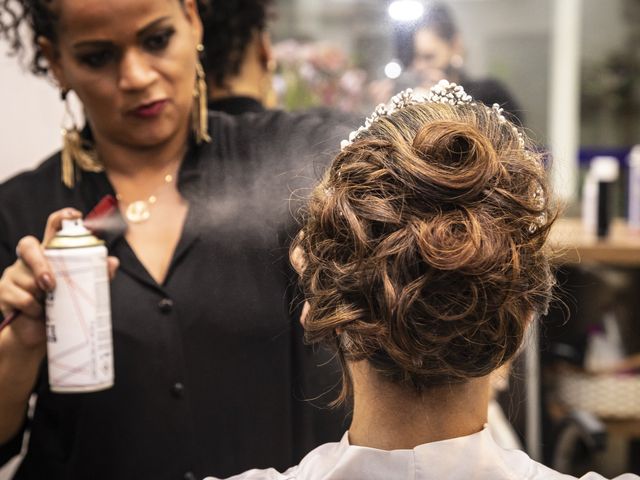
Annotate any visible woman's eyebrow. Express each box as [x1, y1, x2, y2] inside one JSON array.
[[72, 16, 172, 49], [135, 16, 172, 38]]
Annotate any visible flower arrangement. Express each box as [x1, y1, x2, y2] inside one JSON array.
[[273, 39, 368, 113]]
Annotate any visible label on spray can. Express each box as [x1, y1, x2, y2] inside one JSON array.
[[44, 219, 114, 393]]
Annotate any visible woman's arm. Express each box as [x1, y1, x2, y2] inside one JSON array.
[[0, 207, 119, 447], [0, 209, 83, 445], [0, 235, 51, 445], [0, 317, 46, 445]]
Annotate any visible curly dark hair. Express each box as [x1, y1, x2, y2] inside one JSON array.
[[292, 99, 557, 404], [0, 0, 204, 76], [0, 0, 56, 75], [199, 0, 273, 89]]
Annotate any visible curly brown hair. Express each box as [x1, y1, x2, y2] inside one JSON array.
[[292, 100, 556, 404]]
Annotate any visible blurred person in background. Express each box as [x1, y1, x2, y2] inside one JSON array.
[[200, 0, 277, 115], [199, 0, 351, 454], [373, 2, 523, 123]]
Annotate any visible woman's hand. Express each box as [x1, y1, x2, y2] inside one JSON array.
[[0, 208, 119, 351]]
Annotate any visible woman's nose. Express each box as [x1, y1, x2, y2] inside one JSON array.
[[118, 49, 158, 91]]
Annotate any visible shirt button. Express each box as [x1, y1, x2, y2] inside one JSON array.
[[184, 472, 196, 480], [158, 298, 173, 313], [171, 382, 185, 398]]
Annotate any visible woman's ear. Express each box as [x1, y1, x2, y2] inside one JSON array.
[[258, 31, 275, 72], [38, 36, 67, 91]]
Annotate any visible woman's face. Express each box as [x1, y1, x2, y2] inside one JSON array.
[[43, 0, 202, 150], [411, 28, 457, 79]]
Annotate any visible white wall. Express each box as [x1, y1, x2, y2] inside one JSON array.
[[0, 44, 63, 183]]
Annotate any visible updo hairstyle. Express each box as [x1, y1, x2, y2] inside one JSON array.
[[292, 100, 556, 403]]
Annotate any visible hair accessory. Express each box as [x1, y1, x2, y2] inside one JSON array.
[[491, 103, 525, 149], [529, 185, 547, 234], [426, 80, 473, 106], [491, 104, 507, 124], [340, 80, 524, 152], [340, 79, 474, 150]]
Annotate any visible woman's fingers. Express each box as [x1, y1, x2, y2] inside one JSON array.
[[107, 257, 119, 280], [3, 209, 117, 324], [1, 283, 43, 319], [14, 209, 83, 293], [15, 236, 54, 292], [42, 208, 82, 245], [9, 263, 40, 298]]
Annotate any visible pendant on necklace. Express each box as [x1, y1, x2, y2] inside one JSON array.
[[125, 200, 151, 223]]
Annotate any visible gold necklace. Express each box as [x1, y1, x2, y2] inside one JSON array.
[[116, 173, 174, 224]]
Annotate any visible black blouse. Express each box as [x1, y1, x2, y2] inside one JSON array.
[[0, 110, 353, 479], [208, 96, 265, 115]]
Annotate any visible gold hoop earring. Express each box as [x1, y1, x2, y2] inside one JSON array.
[[192, 44, 211, 144], [60, 90, 102, 188]]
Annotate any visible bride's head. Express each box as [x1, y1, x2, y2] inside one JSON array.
[[293, 87, 556, 403]]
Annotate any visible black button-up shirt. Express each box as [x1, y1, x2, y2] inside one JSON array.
[[0, 110, 353, 479]]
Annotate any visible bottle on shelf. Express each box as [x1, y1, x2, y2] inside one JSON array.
[[582, 156, 619, 239]]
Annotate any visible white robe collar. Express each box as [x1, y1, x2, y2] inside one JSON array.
[[216, 427, 637, 480]]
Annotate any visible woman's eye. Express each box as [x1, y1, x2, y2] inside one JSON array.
[[144, 29, 175, 51], [79, 50, 114, 69]]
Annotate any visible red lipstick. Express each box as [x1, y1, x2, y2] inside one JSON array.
[[130, 99, 168, 118]]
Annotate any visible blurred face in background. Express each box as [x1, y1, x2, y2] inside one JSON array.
[[411, 28, 461, 82]]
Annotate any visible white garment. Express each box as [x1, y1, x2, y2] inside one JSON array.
[[487, 399, 523, 451], [205, 428, 639, 480]]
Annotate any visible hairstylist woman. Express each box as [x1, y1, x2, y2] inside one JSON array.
[[0, 0, 349, 478]]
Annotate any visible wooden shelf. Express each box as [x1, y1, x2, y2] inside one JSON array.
[[549, 218, 640, 266]]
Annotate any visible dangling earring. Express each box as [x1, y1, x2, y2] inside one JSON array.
[[192, 44, 211, 144], [60, 89, 102, 188]]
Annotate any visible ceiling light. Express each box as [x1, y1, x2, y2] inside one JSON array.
[[388, 0, 425, 22], [384, 61, 403, 79]]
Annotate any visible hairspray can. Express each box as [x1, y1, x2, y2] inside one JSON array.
[[44, 219, 113, 392], [629, 145, 640, 231]]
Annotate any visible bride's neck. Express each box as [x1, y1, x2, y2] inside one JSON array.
[[347, 361, 490, 450]]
